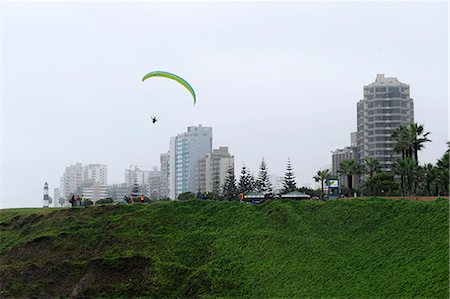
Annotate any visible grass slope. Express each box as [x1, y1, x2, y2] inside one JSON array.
[[0, 198, 448, 298]]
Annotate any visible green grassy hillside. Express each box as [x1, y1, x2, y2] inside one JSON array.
[[0, 198, 448, 298]]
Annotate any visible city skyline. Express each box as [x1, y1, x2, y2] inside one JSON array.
[[2, 1, 448, 208]]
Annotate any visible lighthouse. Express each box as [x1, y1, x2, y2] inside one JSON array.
[[43, 182, 49, 208]]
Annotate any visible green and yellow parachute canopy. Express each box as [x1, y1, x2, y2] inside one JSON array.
[[142, 71, 196, 104]]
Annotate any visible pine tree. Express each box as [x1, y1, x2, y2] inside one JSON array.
[[131, 177, 140, 197], [238, 165, 254, 194], [256, 158, 273, 196], [221, 166, 237, 200], [212, 170, 221, 194], [282, 158, 297, 194]]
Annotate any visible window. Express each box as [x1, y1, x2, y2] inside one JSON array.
[[388, 87, 399, 92], [374, 100, 384, 107]]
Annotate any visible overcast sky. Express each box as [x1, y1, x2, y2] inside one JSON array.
[[1, 1, 448, 208]]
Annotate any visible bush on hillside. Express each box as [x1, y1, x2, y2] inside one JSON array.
[[96, 198, 114, 204], [178, 192, 196, 201], [361, 173, 400, 196]]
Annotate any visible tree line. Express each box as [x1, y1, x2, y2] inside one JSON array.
[[217, 122, 447, 201], [319, 122, 448, 197], [147, 122, 448, 201]]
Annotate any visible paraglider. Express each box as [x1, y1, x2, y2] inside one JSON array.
[[142, 71, 196, 104]]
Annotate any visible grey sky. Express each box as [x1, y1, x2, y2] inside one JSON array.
[[1, 1, 448, 208]]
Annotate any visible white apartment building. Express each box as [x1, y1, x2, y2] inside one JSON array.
[[170, 125, 212, 199], [53, 188, 62, 207], [84, 164, 107, 185], [197, 147, 234, 194], [357, 74, 414, 172], [148, 170, 161, 200], [159, 152, 170, 199], [125, 167, 151, 195], [60, 162, 84, 199], [80, 179, 109, 202], [60, 163, 108, 201]]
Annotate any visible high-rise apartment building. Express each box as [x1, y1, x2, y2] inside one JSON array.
[[84, 164, 107, 185], [196, 147, 234, 194], [60, 162, 84, 198], [169, 125, 212, 199], [357, 74, 414, 172], [159, 152, 170, 199], [60, 163, 109, 201], [125, 167, 149, 194], [148, 170, 161, 200], [80, 179, 109, 202], [81, 164, 108, 202]]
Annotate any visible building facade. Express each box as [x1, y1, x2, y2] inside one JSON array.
[[53, 188, 63, 207], [84, 164, 107, 185], [147, 168, 161, 200], [80, 179, 109, 202], [60, 162, 84, 199], [125, 167, 152, 196], [357, 74, 414, 173], [331, 132, 358, 188], [159, 152, 170, 199], [197, 147, 234, 194], [60, 163, 109, 200], [169, 125, 213, 199], [108, 183, 129, 201], [331, 146, 357, 188]]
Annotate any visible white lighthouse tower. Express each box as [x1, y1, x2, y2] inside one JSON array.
[[43, 182, 49, 208]]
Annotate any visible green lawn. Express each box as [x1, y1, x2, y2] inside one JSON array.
[[0, 198, 448, 298]]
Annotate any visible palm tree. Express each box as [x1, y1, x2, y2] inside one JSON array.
[[421, 163, 438, 196], [393, 159, 406, 195], [436, 150, 449, 195], [408, 123, 431, 163], [339, 160, 362, 190], [313, 169, 330, 198], [393, 158, 419, 195], [365, 158, 381, 179], [392, 125, 410, 159]]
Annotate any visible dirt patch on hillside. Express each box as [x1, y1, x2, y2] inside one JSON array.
[[0, 256, 155, 298]]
